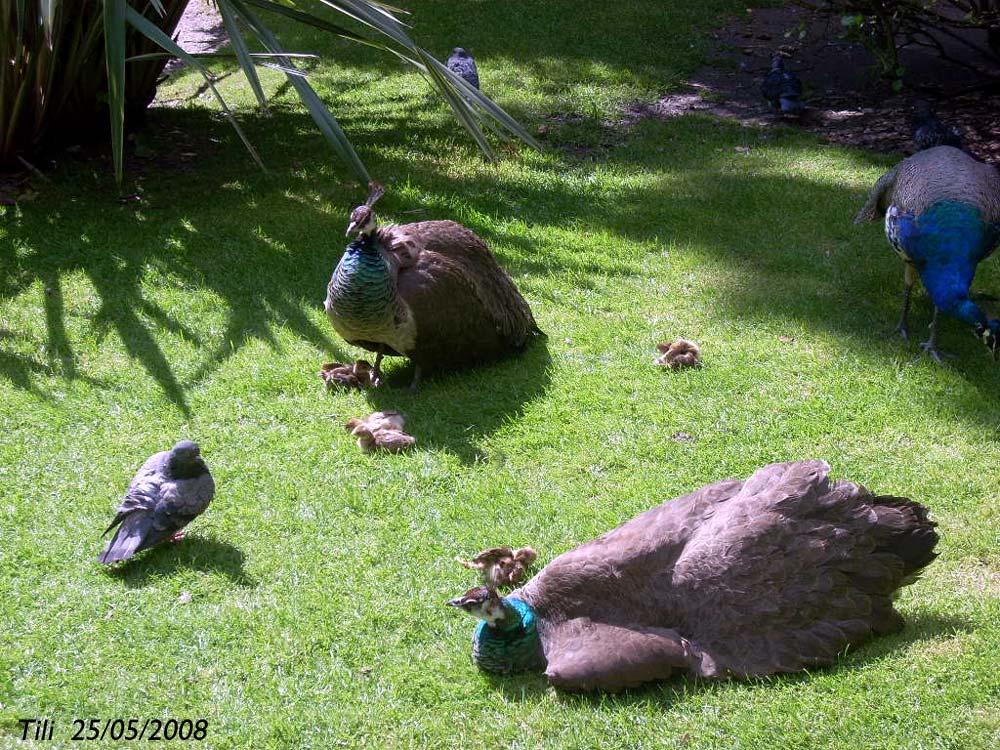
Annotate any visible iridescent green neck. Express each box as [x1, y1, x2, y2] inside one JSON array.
[[328, 234, 396, 324], [471, 598, 545, 675]]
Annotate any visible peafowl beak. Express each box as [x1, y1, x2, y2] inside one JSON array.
[[345, 221, 359, 237]]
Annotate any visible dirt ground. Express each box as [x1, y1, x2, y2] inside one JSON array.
[[643, 4, 1000, 160]]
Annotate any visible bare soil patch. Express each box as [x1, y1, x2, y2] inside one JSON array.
[[644, 4, 1000, 160]]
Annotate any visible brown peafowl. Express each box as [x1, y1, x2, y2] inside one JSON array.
[[324, 183, 541, 388], [448, 460, 938, 692]]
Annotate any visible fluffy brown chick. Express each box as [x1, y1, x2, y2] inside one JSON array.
[[456, 545, 538, 587], [319, 359, 375, 389], [654, 338, 701, 370], [344, 410, 415, 453]]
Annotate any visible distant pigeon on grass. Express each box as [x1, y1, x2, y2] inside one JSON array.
[[447, 47, 480, 90], [912, 101, 963, 152], [97, 440, 215, 564], [760, 56, 805, 117]]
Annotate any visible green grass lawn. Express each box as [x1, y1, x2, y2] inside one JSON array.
[[2, 1, 1000, 748]]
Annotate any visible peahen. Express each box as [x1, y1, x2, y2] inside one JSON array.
[[324, 182, 540, 388], [912, 101, 963, 152], [449, 460, 938, 692], [97, 441, 215, 564], [760, 56, 805, 117], [855, 145, 1000, 360], [446, 47, 480, 90]]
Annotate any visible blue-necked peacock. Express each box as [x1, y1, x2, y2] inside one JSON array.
[[855, 145, 1000, 360], [324, 183, 540, 388]]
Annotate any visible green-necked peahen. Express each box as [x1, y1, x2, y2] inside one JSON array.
[[324, 183, 541, 388], [855, 145, 1000, 360], [448, 460, 938, 692]]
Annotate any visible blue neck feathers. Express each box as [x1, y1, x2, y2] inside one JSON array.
[[897, 200, 1000, 327], [471, 598, 545, 675]]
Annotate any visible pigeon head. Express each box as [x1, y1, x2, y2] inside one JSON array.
[[447, 586, 507, 625], [452, 47, 469, 58], [168, 440, 205, 477]]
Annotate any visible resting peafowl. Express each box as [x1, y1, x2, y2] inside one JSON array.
[[446, 47, 480, 90], [855, 145, 1000, 360], [324, 182, 540, 388], [448, 460, 938, 691], [912, 101, 963, 152], [760, 56, 805, 117]]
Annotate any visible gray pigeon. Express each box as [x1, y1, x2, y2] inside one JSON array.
[[97, 440, 215, 564], [446, 47, 480, 90]]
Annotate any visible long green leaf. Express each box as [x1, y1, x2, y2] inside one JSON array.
[[425, 52, 541, 150], [314, 0, 414, 50], [217, 0, 269, 113], [126, 52, 319, 62], [226, 0, 370, 181], [241, 0, 373, 44], [245, 0, 537, 152], [104, 0, 127, 186], [416, 48, 495, 160], [124, 5, 265, 171]]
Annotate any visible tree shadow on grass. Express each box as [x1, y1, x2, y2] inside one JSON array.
[[103, 535, 254, 588], [3, 104, 999, 437], [483, 609, 972, 706]]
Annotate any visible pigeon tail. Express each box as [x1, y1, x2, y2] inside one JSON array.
[[97, 514, 153, 564]]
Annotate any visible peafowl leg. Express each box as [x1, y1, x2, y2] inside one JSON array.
[[409, 365, 423, 392], [896, 265, 916, 340], [919, 307, 955, 362], [371, 351, 384, 388], [169, 530, 187, 543]]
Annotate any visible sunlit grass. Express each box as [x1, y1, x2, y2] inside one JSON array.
[[2, 1, 999, 749]]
